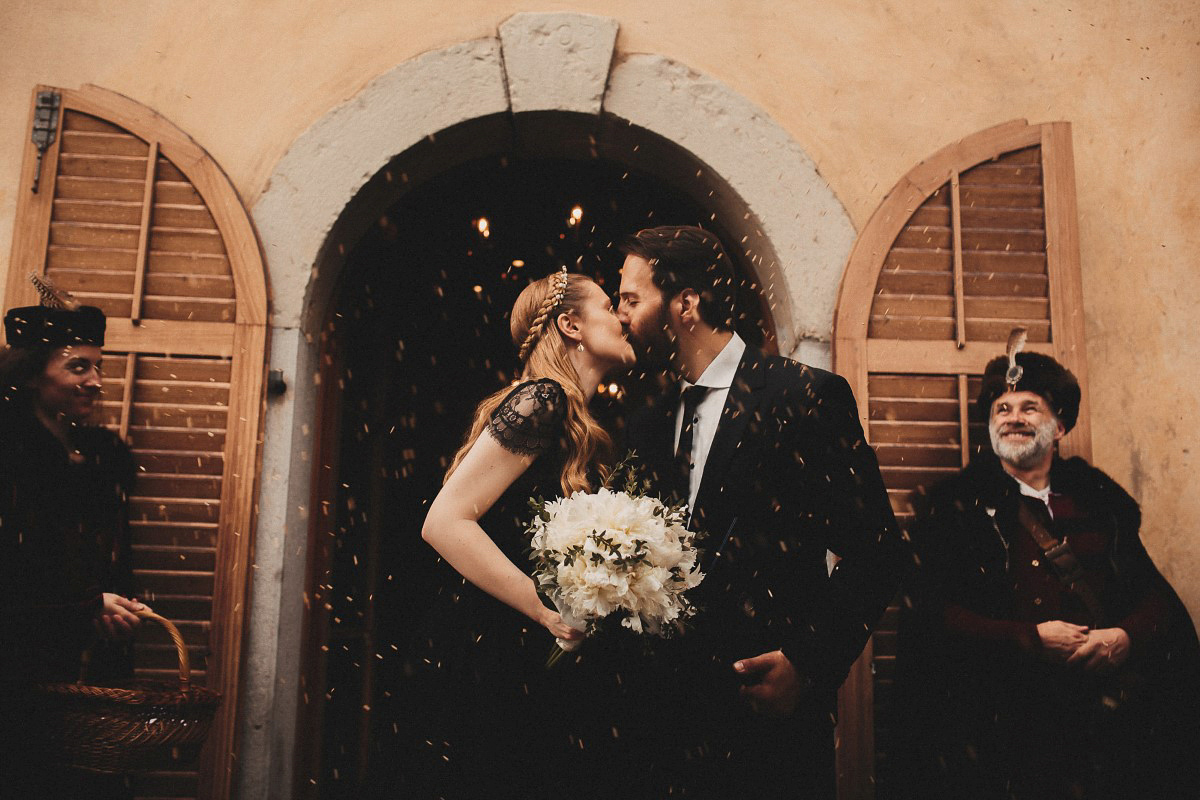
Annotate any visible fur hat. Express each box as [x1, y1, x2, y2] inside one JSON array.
[[3, 273, 106, 348], [977, 351, 1080, 433]]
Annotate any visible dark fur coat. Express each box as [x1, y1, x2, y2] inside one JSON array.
[[894, 453, 1200, 799]]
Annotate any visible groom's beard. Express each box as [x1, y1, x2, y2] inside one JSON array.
[[989, 416, 1058, 470], [626, 305, 676, 372]]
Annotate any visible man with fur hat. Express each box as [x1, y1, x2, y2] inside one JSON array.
[[896, 332, 1200, 799]]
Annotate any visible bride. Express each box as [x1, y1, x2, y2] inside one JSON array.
[[418, 266, 634, 796]]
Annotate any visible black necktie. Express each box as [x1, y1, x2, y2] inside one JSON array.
[[675, 385, 707, 493]]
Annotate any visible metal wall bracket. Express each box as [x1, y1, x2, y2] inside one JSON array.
[[30, 90, 61, 193], [267, 369, 288, 397]]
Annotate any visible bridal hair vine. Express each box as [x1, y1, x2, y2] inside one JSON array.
[[1004, 326, 1028, 389], [518, 266, 570, 363]]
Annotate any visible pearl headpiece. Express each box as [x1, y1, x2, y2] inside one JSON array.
[[517, 266, 570, 363]]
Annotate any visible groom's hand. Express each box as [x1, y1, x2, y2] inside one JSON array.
[[733, 650, 802, 717]]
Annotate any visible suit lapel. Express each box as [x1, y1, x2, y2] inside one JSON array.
[[691, 348, 767, 526], [636, 394, 682, 500]]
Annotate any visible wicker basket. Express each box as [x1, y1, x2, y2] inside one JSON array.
[[31, 610, 222, 773]]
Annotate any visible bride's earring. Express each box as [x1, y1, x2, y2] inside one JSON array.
[[577, 342, 585, 352]]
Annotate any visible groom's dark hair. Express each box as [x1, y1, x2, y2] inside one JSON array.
[[620, 225, 736, 331]]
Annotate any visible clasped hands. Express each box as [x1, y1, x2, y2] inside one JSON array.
[[94, 592, 151, 641], [1036, 620, 1130, 672]]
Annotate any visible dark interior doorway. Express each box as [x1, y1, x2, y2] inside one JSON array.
[[308, 153, 769, 796]]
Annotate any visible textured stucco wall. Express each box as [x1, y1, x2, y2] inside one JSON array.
[[1, 0, 1196, 660]]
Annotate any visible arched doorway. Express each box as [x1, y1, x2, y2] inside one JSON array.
[[304, 137, 772, 797], [245, 14, 857, 798]]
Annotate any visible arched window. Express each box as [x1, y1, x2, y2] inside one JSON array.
[[832, 119, 1091, 798], [5, 84, 268, 800]]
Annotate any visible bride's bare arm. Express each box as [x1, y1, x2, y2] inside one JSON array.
[[421, 431, 582, 642]]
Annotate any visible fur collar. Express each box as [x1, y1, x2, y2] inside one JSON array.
[[951, 451, 1140, 529]]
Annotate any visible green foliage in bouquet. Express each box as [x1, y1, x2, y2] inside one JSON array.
[[525, 452, 706, 667]]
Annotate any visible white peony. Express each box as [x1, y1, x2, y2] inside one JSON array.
[[528, 470, 705, 657]]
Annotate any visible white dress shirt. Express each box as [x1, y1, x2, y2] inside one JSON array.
[[673, 333, 747, 509], [1014, 476, 1054, 518]]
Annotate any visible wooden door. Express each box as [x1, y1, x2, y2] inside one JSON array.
[[832, 119, 1091, 798], [4, 84, 268, 800]]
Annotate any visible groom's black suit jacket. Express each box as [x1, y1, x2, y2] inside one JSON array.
[[627, 346, 904, 716]]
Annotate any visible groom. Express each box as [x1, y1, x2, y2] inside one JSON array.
[[617, 225, 904, 798]]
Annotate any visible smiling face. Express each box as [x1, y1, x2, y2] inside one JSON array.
[[32, 344, 103, 423], [571, 279, 635, 372], [988, 389, 1064, 470], [616, 254, 675, 366]]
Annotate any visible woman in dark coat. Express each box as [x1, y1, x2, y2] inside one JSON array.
[[0, 286, 146, 797]]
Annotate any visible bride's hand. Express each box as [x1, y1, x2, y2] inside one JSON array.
[[537, 606, 585, 642]]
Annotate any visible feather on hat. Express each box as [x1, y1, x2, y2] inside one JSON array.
[[3, 273, 106, 348], [977, 328, 1080, 433]]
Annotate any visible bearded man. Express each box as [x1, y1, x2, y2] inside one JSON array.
[[615, 225, 904, 798], [898, 346, 1200, 799]]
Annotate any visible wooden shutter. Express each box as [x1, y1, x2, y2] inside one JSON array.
[[4, 85, 268, 800], [831, 119, 1090, 799]]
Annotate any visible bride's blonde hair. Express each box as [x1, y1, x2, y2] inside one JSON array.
[[444, 270, 613, 496]]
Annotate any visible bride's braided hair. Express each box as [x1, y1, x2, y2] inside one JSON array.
[[444, 267, 613, 495], [517, 266, 569, 363]]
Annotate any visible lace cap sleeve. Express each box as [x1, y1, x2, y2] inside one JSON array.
[[487, 379, 567, 457]]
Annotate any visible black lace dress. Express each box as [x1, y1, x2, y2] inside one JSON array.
[[400, 379, 574, 798], [396, 379, 684, 799]]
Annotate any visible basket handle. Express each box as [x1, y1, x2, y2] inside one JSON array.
[[136, 609, 191, 690]]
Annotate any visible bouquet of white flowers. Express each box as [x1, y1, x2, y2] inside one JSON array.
[[527, 454, 705, 666]]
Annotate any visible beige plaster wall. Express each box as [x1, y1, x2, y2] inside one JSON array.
[[2, 1, 1197, 617]]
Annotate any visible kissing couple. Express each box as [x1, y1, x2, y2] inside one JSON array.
[[420, 225, 904, 799]]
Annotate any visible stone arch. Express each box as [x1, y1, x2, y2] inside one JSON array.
[[253, 12, 853, 354], [241, 13, 854, 798]]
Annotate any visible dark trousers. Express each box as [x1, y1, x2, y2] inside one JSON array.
[[676, 700, 835, 799]]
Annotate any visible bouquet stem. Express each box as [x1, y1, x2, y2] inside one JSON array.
[[546, 600, 584, 669], [546, 644, 569, 669]]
